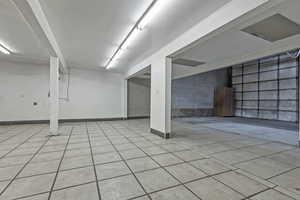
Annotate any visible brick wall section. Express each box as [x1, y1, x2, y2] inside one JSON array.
[[232, 50, 299, 122]]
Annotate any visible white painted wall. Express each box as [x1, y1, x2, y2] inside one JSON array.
[[127, 78, 150, 118], [59, 68, 124, 120], [0, 61, 125, 122], [0, 61, 49, 121]]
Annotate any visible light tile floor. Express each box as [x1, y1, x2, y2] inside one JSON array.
[[0, 119, 299, 199]]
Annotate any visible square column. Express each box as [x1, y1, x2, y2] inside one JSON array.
[[49, 56, 59, 135], [298, 55, 300, 147], [123, 79, 128, 119], [150, 56, 172, 138]]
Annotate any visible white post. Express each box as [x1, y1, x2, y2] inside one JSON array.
[[165, 57, 172, 137], [150, 56, 172, 138], [297, 54, 300, 147], [122, 79, 128, 120], [50, 56, 59, 135], [298, 57, 300, 147]]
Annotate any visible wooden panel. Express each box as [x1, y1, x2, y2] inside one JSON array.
[[214, 88, 233, 117]]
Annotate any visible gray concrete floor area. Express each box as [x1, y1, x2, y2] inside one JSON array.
[[0, 119, 299, 199], [173, 117, 298, 145]]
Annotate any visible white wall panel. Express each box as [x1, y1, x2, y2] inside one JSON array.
[[0, 61, 125, 121]]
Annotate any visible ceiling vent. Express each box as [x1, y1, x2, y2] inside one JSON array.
[[143, 72, 151, 76], [241, 14, 300, 42], [172, 58, 205, 67]]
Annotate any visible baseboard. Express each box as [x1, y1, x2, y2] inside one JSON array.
[[150, 128, 170, 139], [59, 118, 125, 123], [0, 120, 49, 125], [127, 116, 150, 119], [0, 117, 126, 125]]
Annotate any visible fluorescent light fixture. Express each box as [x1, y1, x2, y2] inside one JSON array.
[[121, 28, 140, 50], [106, 60, 113, 69], [138, 0, 172, 29], [0, 43, 10, 55], [106, 59, 118, 69], [106, 0, 171, 69], [138, 1, 160, 29], [114, 49, 123, 60]]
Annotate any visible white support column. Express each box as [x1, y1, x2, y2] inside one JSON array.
[[50, 56, 59, 135], [165, 57, 172, 135], [123, 79, 128, 119], [150, 56, 172, 138], [298, 56, 300, 147]]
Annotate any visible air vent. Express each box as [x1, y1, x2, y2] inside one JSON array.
[[241, 14, 300, 42], [172, 58, 205, 67], [144, 72, 151, 76]]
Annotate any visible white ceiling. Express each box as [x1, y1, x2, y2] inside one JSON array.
[[176, 30, 272, 63], [172, 0, 300, 78], [0, 0, 49, 64], [1, 0, 299, 76], [0, 0, 231, 72], [39, 0, 231, 71], [117, 0, 231, 72], [39, 0, 153, 69]]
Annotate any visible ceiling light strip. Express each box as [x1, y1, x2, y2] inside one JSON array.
[[0, 43, 10, 55], [106, 0, 158, 69]]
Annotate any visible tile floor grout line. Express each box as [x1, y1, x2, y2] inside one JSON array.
[[200, 124, 298, 148], [19, 144, 118, 162], [153, 137, 275, 199], [0, 126, 32, 145], [177, 136, 293, 163], [120, 122, 272, 200], [0, 120, 298, 200], [273, 186, 299, 200], [85, 122, 102, 200], [1, 153, 221, 187], [200, 141, 273, 156], [0, 126, 47, 160], [0, 125, 14, 135], [156, 130, 297, 198], [3, 171, 57, 182], [240, 187, 274, 200], [11, 158, 126, 181], [13, 152, 163, 180], [108, 122, 205, 200], [171, 133, 272, 152], [47, 126, 74, 200], [170, 130, 298, 169], [0, 141, 124, 183], [0, 127, 50, 197], [122, 123, 249, 200], [96, 122, 153, 200], [11, 191, 50, 200], [0, 125, 27, 137], [51, 180, 96, 193], [120, 123, 240, 200], [230, 147, 298, 167], [266, 166, 300, 180]]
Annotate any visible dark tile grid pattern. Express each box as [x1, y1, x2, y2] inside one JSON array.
[[120, 120, 300, 200], [0, 120, 298, 199]]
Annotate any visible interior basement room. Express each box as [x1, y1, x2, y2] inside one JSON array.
[[1, 0, 300, 200]]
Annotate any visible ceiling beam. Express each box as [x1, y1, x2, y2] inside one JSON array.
[[12, 0, 67, 73], [125, 0, 285, 78]]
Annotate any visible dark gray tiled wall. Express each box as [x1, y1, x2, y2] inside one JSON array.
[[232, 50, 299, 122], [172, 68, 229, 117]]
